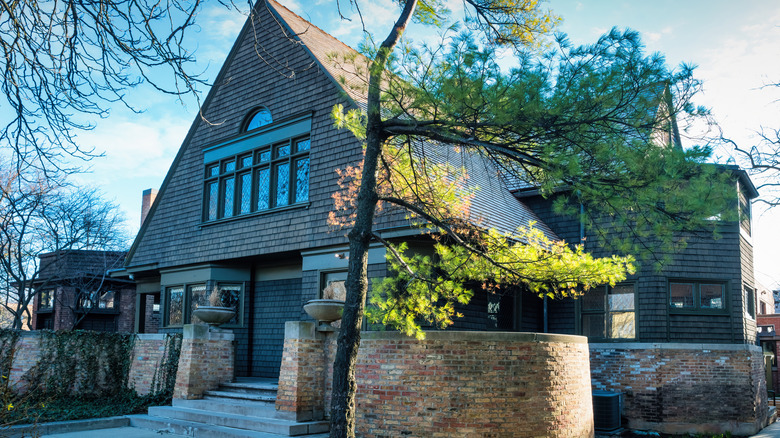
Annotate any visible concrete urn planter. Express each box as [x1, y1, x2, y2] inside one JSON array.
[[192, 306, 235, 326], [303, 299, 344, 322]]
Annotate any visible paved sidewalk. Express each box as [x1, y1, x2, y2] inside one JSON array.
[[40, 426, 185, 437], [754, 421, 780, 438]]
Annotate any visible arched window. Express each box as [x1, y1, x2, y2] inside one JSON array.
[[244, 107, 273, 132]]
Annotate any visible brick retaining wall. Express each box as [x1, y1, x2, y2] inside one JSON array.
[[128, 333, 180, 395], [590, 343, 768, 435], [355, 331, 593, 438], [173, 325, 235, 400], [276, 324, 594, 438]]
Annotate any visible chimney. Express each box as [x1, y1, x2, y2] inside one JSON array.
[[141, 188, 158, 226]]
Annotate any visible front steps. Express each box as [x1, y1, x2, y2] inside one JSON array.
[[129, 378, 329, 437]]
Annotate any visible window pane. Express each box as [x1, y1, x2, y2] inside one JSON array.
[[246, 109, 272, 131], [700, 284, 724, 309], [295, 157, 309, 203], [219, 284, 242, 325], [258, 149, 271, 162], [240, 172, 252, 214], [168, 287, 184, 326], [746, 286, 755, 318], [224, 160, 235, 172], [189, 284, 208, 324], [609, 312, 635, 339], [296, 138, 310, 152], [40, 289, 55, 308], [276, 143, 290, 158], [582, 286, 606, 311], [670, 283, 694, 309], [256, 167, 270, 210], [223, 177, 235, 218], [207, 165, 219, 177], [275, 162, 289, 207], [240, 155, 252, 168], [609, 285, 634, 311], [207, 182, 218, 221], [582, 314, 605, 338], [99, 290, 116, 309]]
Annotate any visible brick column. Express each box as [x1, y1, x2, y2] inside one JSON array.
[[173, 324, 235, 400], [275, 321, 327, 421]]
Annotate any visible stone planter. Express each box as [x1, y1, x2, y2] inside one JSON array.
[[192, 306, 235, 326], [303, 299, 344, 323]]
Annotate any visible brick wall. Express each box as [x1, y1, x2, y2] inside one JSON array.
[[143, 294, 160, 334], [7, 332, 42, 393], [174, 324, 235, 400], [116, 287, 136, 333], [276, 322, 326, 421], [590, 343, 768, 435], [277, 324, 594, 438], [354, 331, 593, 438], [128, 333, 181, 395]]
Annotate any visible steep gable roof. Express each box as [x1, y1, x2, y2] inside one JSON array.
[[126, 0, 559, 270]]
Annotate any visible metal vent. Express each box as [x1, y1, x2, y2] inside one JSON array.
[[592, 390, 622, 432]]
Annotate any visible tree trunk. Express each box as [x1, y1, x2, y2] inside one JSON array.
[[328, 2, 418, 436]]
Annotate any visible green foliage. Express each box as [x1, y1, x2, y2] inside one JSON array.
[[0, 330, 182, 427], [23, 330, 135, 400], [0, 330, 20, 382], [368, 226, 635, 338], [370, 28, 734, 265], [1, 389, 168, 425], [149, 333, 182, 397]]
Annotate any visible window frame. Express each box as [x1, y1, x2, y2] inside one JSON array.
[[738, 185, 751, 236], [75, 288, 119, 313], [745, 284, 756, 320], [579, 283, 637, 341], [38, 288, 55, 312], [203, 135, 310, 222], [667, 280, 728, 315], [163, 282, 245, 328], [242, 107, 273, 132]]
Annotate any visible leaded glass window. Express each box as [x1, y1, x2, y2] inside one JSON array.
[[167, 286, 184, 326], [203, 135, 309, 221], [275, 162, 289, 207], [295, 157, 309, 203]]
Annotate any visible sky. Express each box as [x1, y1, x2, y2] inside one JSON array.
[[69, 0, 780, 288]]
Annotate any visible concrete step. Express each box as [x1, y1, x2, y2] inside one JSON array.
[[204, 390, 277, 402], [127, 414, 328, 438], [222, 380, 278, 393], [174, 398, 278, 418], [147, 406, 328, 436]]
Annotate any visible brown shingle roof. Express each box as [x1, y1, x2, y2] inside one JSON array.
[[266, 0, 557, 241]]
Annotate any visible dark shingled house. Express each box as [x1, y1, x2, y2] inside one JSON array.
[[32, 250, 136, 332], [125, 0, 766, 433]]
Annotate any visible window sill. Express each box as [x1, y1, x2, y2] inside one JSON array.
[[199, 202, 310, 228], [76, 309, 120, 314], [669, 309, 729, 316]]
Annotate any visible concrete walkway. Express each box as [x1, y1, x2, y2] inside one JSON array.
[[40, 427, 186, 437], [754, 421, 780, 438]]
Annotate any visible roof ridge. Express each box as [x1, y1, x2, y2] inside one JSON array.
[[266, 0, 361, 57]]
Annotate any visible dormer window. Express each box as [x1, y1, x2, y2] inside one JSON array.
[[244, 107, 273, 132]]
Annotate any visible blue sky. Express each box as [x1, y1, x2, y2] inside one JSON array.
[[70, 0, 780, 288]]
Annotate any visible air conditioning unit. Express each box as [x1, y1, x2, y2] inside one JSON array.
[[592, 390, 622, 432]]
